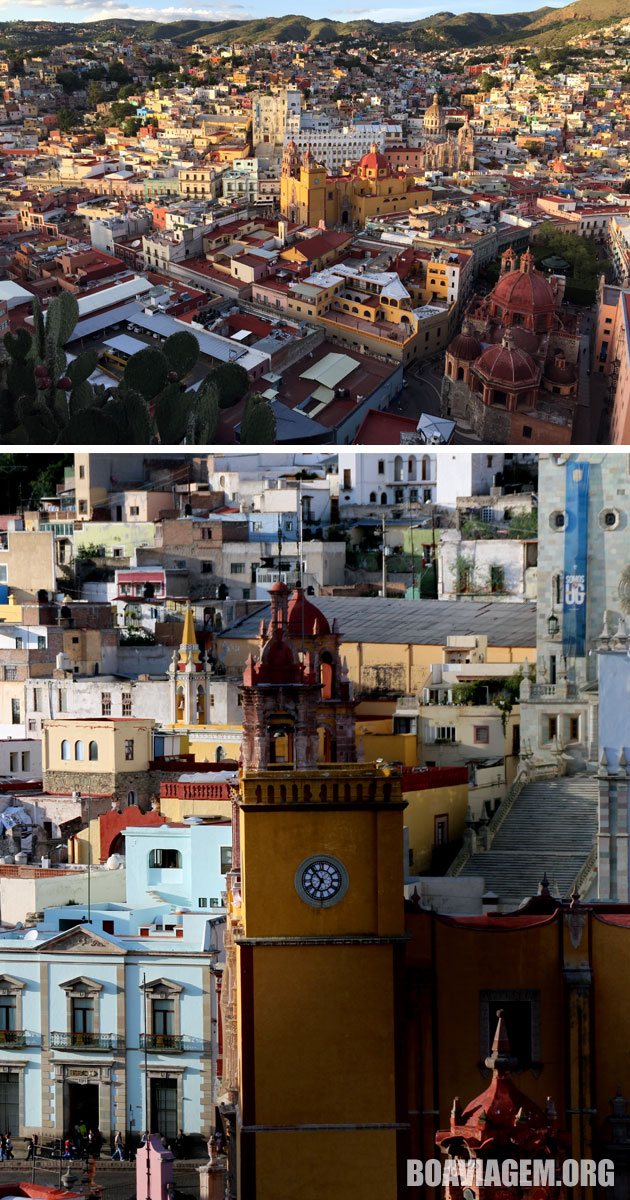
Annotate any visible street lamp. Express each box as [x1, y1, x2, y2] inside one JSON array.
[[547, 610, 560, 638]]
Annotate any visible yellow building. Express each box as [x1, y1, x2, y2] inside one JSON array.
[[280, 140, 431, 229], [163, 606, 242, 763], [217, 598, 536, 696], [0, 528, 55, 602], [42, 716, 154, 804], [219, 585, 406, 1199]]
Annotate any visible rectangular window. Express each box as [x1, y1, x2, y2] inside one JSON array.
[[129, 506, 140, 516], [37, 635, 45, 650], [33, 688, 41, 712], [9, 753, 17, 773], [547, 716, 558, 742], [21, 752, 29, 771], [474, 725, 490, 744], [198, 897, 208, 908], [569, 716, 579, 741], [0, 996, 16, 1033], [72, 996, 94, 1035], [124, 739, 134, 761], [220, 846, 233, 875], [101, 692, 111, 717], [122, 694, 132, 717], [152, 998, 175, 1036], [58, 690, 66, 713], [14, 637, 22, 650], [231, 563, 245, 574], [201, 562, 213, 573], [436, 725, 456, 742], [378, 460, 385, 475], [11, 699, 20, 725]]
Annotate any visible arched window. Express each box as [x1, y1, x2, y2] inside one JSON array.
[[75, 740, 84, 762], [196, 685, 206, 725], [381, 492, 387, 505], [422, 456, 431, 481], [369, 492, 376, 503], [176, 686, 185, 722], [320, 650, 335, 700], [457, 366, 465, 381], [149, 848, 182, 869], [394, 455, 403, 482], [88, 741, 98, 761], [216, 746, 225, 762], [408, 456, 416, 480], [61, 739, 70, 761]]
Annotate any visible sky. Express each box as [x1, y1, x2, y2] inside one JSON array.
[[1, 0, 570, 26]]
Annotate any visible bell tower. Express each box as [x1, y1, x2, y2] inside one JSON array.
[[168, 605, 215, 726], [220, 586, 408, 1200]]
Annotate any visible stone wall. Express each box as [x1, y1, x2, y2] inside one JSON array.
[[43, 769, 160, 810]]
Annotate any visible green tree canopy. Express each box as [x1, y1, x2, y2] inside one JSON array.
[[240, 393, 277, 444]]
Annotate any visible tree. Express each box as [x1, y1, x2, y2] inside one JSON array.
[[108, 61, 133, 85], [476, 72, 501, 92], [57, 109, 80, 133], [240, 393, 277, 443], [211, 361, 249, 409], [122, 118, 142, 138], [110, 101, 136, 123], [86, 81, 105, 109], [56, 70, 83, 95]]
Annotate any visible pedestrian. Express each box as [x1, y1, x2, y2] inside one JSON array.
[[5, 1133, 13, 1160], [111, 1130, 124, 1161], [26, 1135, 37, 1161], [0, 1134, 5, 1161], [63, 1138, 73, 1160]]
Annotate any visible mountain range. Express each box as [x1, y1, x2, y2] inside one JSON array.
[[1, 0, 628, 51]]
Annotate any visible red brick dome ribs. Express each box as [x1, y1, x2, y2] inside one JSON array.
[[474, 330, 539, 390], [448, 331, 483, 361]]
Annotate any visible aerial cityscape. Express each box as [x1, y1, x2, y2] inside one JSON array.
[[0, 2, 630, 1198], [0, 448, 625, 1199], [0, 5, 628, 444]]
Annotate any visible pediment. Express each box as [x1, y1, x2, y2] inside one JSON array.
[[140, 976, 182, 995], [59, 975, 103, 994], [41, 926, 126, 956]]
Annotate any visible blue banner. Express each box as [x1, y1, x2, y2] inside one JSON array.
[[562, 459, 589, 657]]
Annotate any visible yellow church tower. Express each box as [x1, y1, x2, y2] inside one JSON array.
[[280, 139, 326, 226], [219, 584, 407, 1200]]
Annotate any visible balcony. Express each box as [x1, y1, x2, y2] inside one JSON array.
[[50, 1032, 124, 1052], [0, 1030, 29, 1048], [140, 1033, 185, 1052]]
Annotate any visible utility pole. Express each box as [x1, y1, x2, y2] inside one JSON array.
[[408, 500, 416, 599], [381, 513, 387, 599], [143, 972, 151, 1198]]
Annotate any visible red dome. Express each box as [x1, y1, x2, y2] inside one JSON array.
[[448, 331, 482, 361], [490, 260, 555, 315], [358, 143, 391, 175], [474, 333, 539, 389], [287, 587, 330, 637]]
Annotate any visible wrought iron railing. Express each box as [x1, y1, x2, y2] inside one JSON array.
[[50, 1032, 124, 1051]]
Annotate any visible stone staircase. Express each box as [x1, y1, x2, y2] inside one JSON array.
[[455, 774, 599, 910]]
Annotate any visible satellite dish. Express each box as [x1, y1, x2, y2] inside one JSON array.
[[24, 929, 39, 940]]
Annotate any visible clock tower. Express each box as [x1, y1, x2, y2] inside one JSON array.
[[219, 584, 407, 1200]]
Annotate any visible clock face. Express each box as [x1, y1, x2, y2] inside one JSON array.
[[295, 855, 349, 908]]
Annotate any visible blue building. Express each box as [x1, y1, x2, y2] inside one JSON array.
[[0, 819, 231, 1145]]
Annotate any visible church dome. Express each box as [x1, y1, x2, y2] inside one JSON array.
[[357, 143, 391, 177], [448, 330, 482, 361], [287, 587, 330, 637], [490, 251, 556, 316], [474, 330, 539, 389]]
